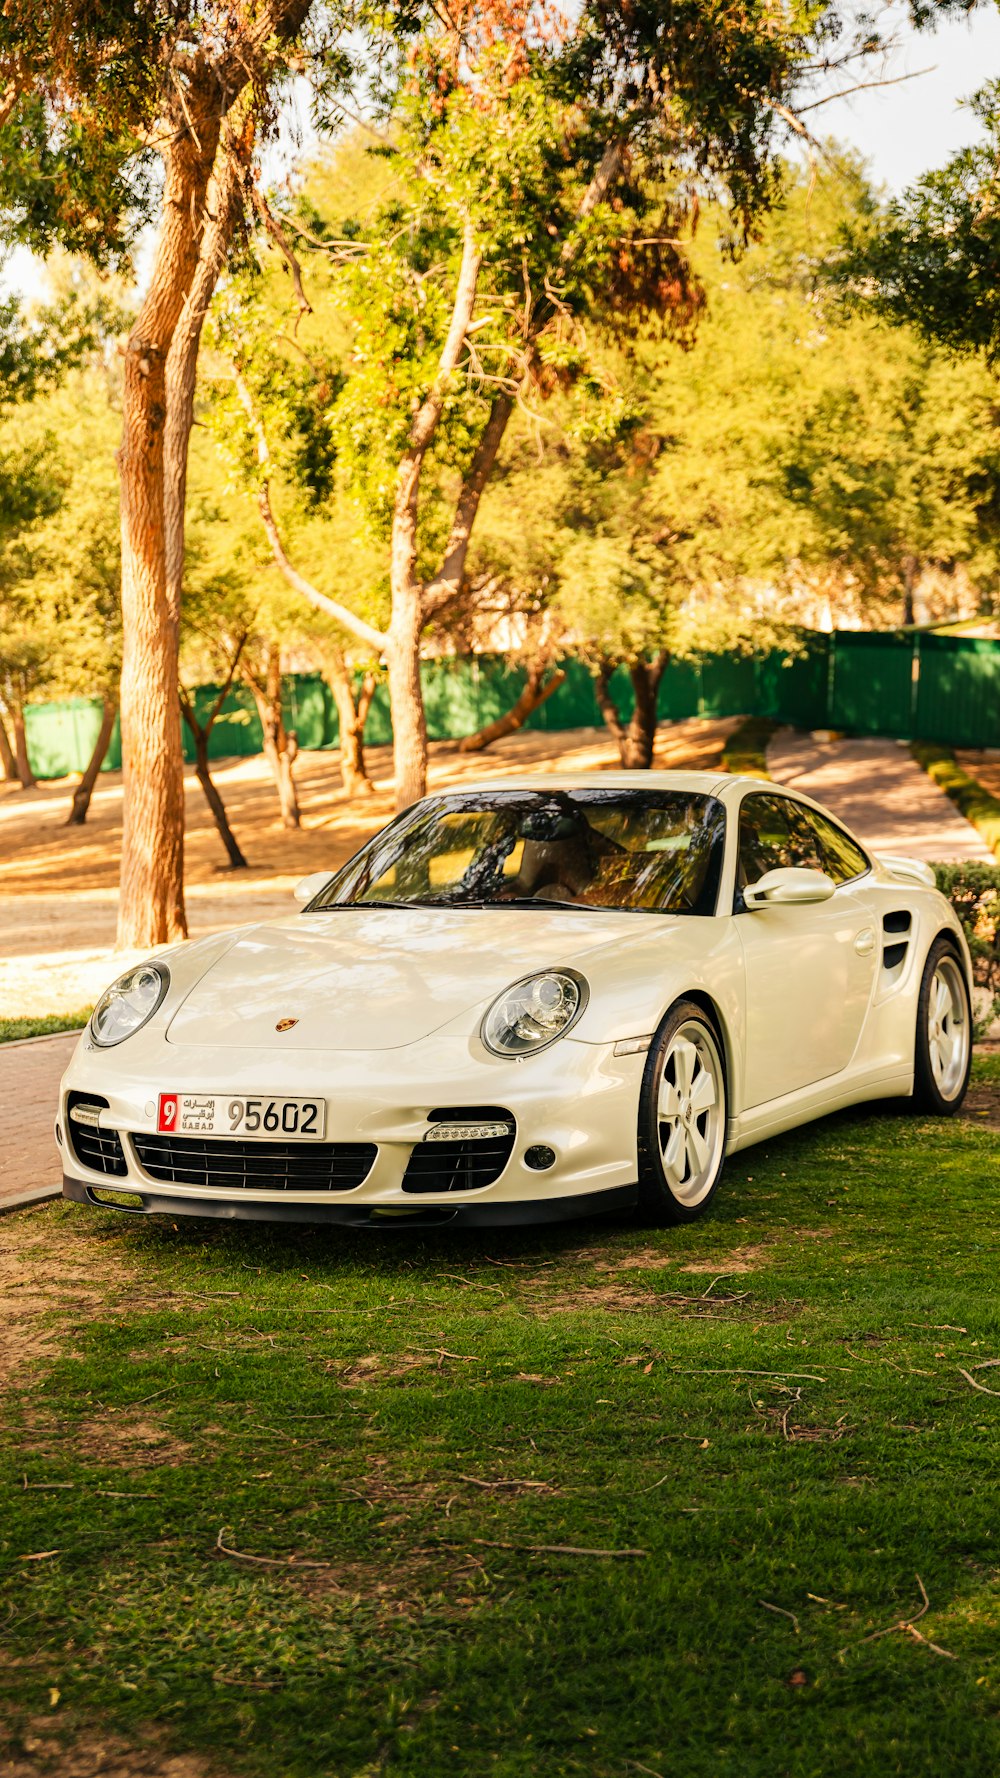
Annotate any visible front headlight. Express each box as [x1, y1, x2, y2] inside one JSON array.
[[91, 963, 170, 1048], [481, 969, 587, 1058]]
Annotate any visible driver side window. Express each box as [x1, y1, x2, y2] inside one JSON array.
[[735, 794, 825, 909]]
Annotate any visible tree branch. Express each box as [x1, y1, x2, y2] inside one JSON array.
[[423, 392, 514, 617], [232, 369, 388, 654], [408, 218, 482, 459], [252, 187, 313, 328], [391, 216, 482, 604]]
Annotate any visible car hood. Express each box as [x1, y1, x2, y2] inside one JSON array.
[[165, 904, 663, 1051]]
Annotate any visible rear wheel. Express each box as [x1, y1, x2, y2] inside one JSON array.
[[638, 1000, 727, 1223], [912, 937, 972, 1114]]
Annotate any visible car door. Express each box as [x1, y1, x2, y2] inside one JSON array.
[[734, 792, 878, 1109]]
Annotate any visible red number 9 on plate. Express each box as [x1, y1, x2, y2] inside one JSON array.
[[157, 1093, 179, 1132]]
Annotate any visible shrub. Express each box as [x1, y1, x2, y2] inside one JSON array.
[[722, 717, 777, 778], [912, 743, 1000, 861], [932, 862, 1000, 1034]]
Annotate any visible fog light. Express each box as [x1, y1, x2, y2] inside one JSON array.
[[524, 1144, 556, 1172]]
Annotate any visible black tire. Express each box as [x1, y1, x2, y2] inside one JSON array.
[[637, 999, 728, 1224], [911, 935, 972, 1115]]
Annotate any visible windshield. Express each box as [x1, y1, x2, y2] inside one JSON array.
[[310, 789, 726, 917]]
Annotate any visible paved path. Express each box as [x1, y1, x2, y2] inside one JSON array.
[[0, 1032, 79, 1211], [767, 732, 995, 864]]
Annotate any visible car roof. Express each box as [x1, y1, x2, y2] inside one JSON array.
[[441, 770, 736, 795]]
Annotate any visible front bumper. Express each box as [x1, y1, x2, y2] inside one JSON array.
[[61, 1173, 637, 1228], [57, 1028, 645, 1227]]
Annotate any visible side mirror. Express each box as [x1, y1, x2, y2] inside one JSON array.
[[294, 871, 333, 905], [744, 866, 836, 909]]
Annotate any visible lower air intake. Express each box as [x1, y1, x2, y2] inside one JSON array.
[[132, 1133, 377, 1193], [402, 1107, 516, 1194], [67, 1093, 128, 1178]]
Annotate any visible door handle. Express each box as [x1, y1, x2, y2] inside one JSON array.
[[854, 928, 876, 956]]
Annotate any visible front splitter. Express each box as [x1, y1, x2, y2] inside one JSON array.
[[62, 1174, 638, 1229]]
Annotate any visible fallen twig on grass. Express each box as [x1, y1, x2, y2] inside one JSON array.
[[472, 1539, 646, 1558], [215, 1527, 342, 1575], [458, 1475, 552, 1491], [958, 1367, 1000, 1398], [839, 1574, 956, 1661], [669, 1368, 828, 1382], [124, 1384, 178, 1407], [408, 1347, 481, 1365], [760, 1600, 800, 1632], [699, 1276, 750, 1301]]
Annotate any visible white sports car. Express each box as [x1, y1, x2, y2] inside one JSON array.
[[58, 771, 973, 1229]]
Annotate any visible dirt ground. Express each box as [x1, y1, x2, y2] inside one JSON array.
[[0, 718, 737, 1018]]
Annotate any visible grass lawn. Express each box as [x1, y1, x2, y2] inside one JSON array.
[[0, 1011, 92, 1045], [3, 1057, 1000, 1777]]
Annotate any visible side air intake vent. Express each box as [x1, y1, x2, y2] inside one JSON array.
[[882, 910, 912, 974]]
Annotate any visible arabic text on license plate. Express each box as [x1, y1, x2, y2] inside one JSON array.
[[157, 1093, 327, 1139]]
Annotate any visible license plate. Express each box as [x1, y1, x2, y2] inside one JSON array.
[[157, 1093, 327, 1140]]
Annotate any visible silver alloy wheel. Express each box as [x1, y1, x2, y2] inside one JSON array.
[[927, 953, 970, 1101], [656, 1019, 726, 1208]]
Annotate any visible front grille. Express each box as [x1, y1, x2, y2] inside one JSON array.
[[131, 1133, 377, 1193], [67, 1093, 128, 1177], [402, 1108, 516, 1195]]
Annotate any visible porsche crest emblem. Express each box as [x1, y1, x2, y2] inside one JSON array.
[[275, 1017, 299, 1033]]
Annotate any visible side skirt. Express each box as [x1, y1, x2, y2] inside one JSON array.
[[726, 1067, 914, 1155]]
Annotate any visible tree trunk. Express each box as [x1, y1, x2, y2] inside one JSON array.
[[326, 655, 376, 797], [387, 603, 428, 811], [247, 647, 300, 828], [66, 695, 116, 825], [191, 727, 249, 869], [116, 126, 219, 948], [0, 711, 17, 781], [594, 653, 668, 768], [164, 141, 248, 630], [11, 705, 36, 788], [593, 660, 626, 757], [902, 555, 918, 628], [459, 662, 566, 753], [622, 653, 669, 769]]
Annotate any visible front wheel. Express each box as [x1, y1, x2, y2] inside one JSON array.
[[637, 1000, 727, 1223], [912, 937, 972, 1114]]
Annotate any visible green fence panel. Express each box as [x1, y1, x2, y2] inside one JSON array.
[[915, 633, 1000, 749], [756, 638, 831, 728], [184, 683, 262, 762], [525, 658, 603, 731], [282, 673, 330, 751], [21, 632, 1000, 778], [829, 630, 915, 736], [422, 656, 483, 740], [22, 697, 123, 777], [657, 657, 702, 719], [700, 653, 756, 718]]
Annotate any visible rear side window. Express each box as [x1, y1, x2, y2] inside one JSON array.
[[800, 808, 870, 885]]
